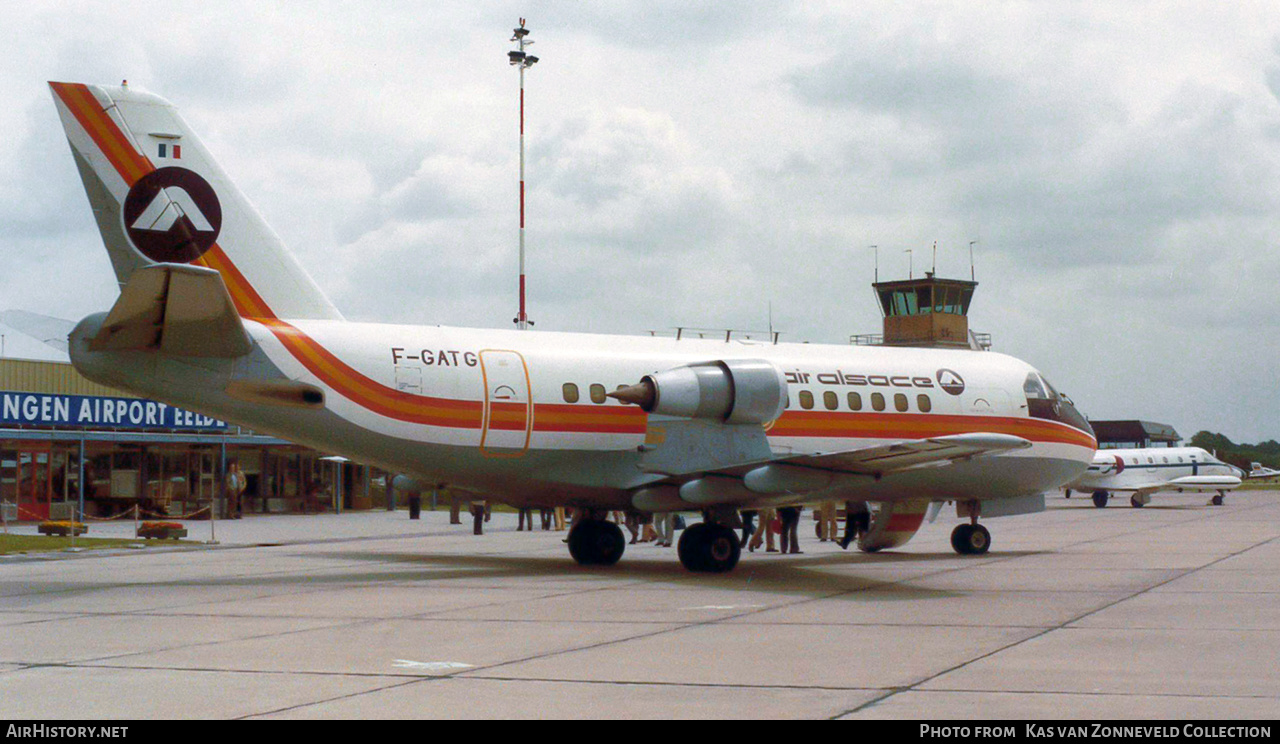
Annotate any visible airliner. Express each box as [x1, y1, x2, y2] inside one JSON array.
[[1065, 447, 1244, 508], [47, 81, 1097, 572]]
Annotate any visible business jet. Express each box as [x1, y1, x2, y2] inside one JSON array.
[[1065, 447, 1244, 508], [1248, 462, 1280, 480], [47, 81, 1096, 572]]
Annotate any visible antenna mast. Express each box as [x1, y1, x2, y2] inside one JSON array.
[[509, 19, 540, 329]]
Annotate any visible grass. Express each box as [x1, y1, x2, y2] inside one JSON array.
[[0, 533, 190, 555]]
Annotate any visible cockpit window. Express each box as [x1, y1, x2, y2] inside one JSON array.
[[1024, 373, 1049, 400], [1024, 371, 1093, 437]]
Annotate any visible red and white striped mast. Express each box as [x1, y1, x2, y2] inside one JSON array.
[[509, 19, 539, 329]]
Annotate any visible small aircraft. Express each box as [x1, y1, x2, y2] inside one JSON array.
[[1065, 447, 1244, 508], [1248, 462, 1280, 480], [45, 80, 1097, 572]]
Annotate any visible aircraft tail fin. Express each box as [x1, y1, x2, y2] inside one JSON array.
[[49, 81, 342, 321]]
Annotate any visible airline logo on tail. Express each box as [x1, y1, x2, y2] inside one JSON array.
[[122, 167, 222, 263]]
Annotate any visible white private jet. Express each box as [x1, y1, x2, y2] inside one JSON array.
[[1248, 462, 1280, 480], [47, 81, 1097, 572], [1065, 447, 1244, 508]]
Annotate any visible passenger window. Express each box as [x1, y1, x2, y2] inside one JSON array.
[[894, 393, 908, 412], [917, 394, 932, 413], [1162, 457, 1168, 463], [562, 383, 579, 403], [589, 384, 606, 404], [823, 391, 838, 410], [848, 392, 862, 411], [799, 390, 814, 410], [1177, 457, 1183, 463], [871, 392, 885, 412]]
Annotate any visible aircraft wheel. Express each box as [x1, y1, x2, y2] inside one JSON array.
[[951, 523, 991, 555], [677, 522, 741, 573], [1212, 493, 1225, 506], [1064, 489, 1072, 498], [1092, 490, 1109, 508], [567, 519, 626, 566], [1130, 495, 1144, 508]]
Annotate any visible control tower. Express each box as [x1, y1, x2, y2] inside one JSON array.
[[852, 272, 990, 350]]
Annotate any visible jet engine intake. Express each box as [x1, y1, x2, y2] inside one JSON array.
[[608, 359, 787, 425]]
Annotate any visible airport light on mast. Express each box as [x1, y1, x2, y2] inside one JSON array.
[[509, 19, 539, 330]]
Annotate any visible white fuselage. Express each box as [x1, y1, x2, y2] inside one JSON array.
[[71, 315, 1097, 509], [1069, 446, 1243, 495]]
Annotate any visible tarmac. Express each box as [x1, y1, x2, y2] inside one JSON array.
[[1, 491, 1278, 720]]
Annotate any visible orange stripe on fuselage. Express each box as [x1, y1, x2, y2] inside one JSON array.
[[769, 409, 1095, 450], [258, 318, 483, 428]]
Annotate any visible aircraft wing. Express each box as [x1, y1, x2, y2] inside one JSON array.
[[1165, 475, 1242, 491], [639, 417, 1031, 479], [781, 432, 1032, 476], [1109, 475, 1243, 497], [89, 263, 253, 358]]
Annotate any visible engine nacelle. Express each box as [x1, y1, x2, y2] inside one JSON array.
[[609, 358, 787, 425]]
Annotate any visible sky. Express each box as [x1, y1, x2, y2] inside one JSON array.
[[2, 1, 1278, 443]]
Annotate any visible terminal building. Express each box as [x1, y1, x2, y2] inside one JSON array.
[[1089, 420, 1181, 449], [1, 358, 389, 522]]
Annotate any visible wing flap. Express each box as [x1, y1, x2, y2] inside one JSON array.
[[88, 263, 252, 358]]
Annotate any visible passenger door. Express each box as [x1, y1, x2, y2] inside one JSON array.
[[479, 350, 532, 456]]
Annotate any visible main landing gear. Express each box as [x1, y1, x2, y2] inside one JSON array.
[[950, 522, 991, 555], [677, 521, 741, 573], [1092, 490, 1110, 508], [567, 512, 626, 566], [950, 501, 992, 555], [1211, 491, 1226, 506]]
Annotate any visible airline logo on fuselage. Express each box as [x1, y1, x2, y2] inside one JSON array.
[[783, 367, 966, 395], [936, 368, 965, 395], [122, 167, 222, 263]]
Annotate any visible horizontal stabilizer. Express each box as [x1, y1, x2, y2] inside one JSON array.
[[0, 310, 75, 353], [89, 264, 252, 358]]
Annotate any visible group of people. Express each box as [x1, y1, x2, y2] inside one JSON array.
[[609, 511, 678, 547], [741, 501, 873, 553], [454, 498, 876, 555]]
